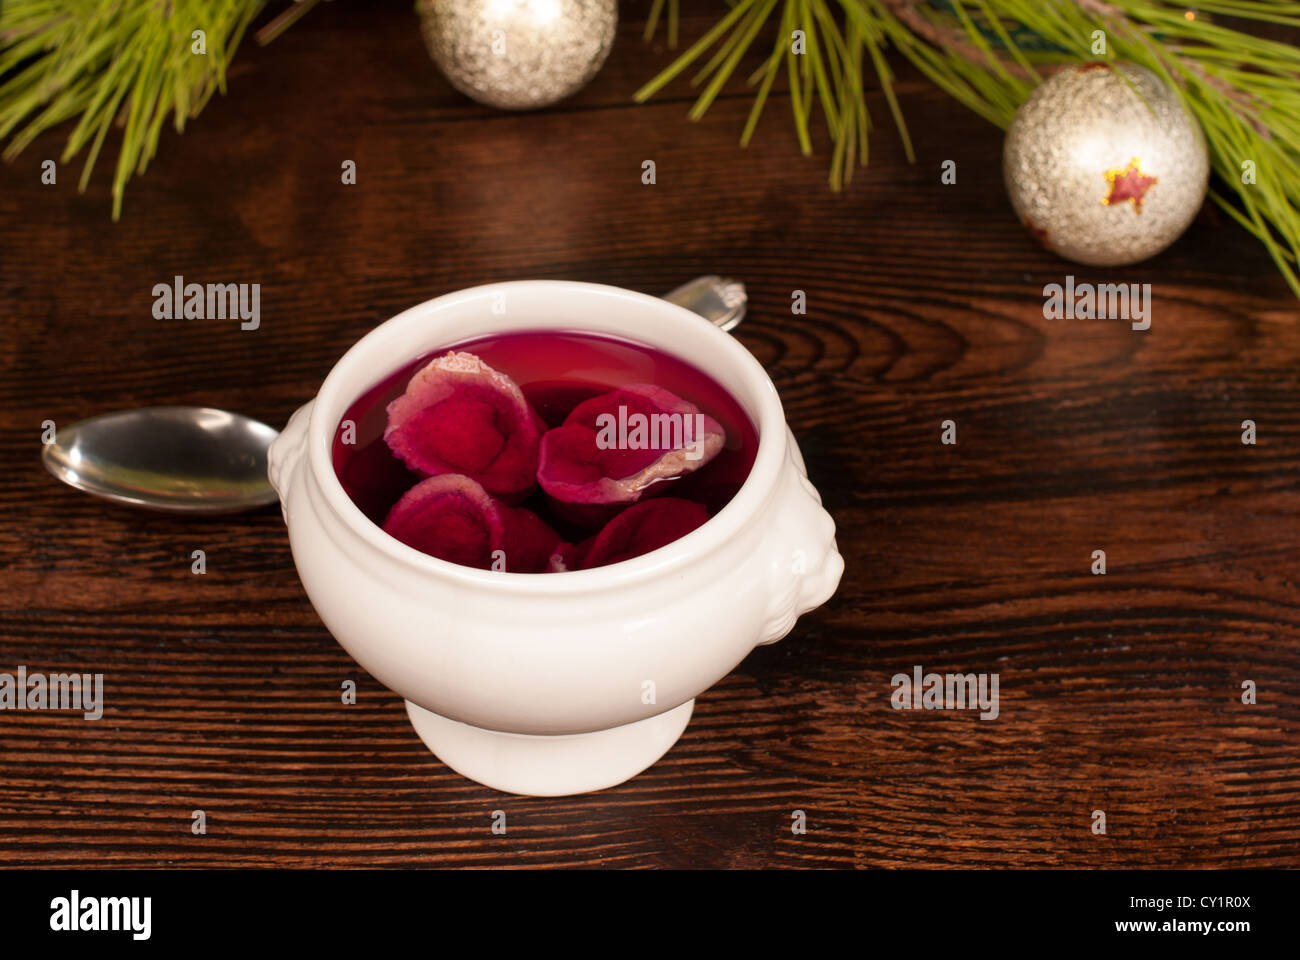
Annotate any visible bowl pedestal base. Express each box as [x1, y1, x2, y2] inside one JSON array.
[[404, 699, 695, 796]]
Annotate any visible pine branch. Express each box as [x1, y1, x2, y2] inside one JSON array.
[[640, 0, 1300, 298], [0, 0, 308, 220]]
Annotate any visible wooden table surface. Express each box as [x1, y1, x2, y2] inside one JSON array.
[[1, 1, 1297, 869]]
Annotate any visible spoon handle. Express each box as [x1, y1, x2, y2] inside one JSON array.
[[661, 276, 747, 332]]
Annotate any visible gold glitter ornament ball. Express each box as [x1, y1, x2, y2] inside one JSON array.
[[1003, 62, 1209, 267], [416, 0, 617, 111]]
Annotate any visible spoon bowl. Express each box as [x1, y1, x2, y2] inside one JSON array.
[[41, 407, 281, 514]]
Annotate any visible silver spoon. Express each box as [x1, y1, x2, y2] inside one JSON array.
[[41, 276, 748, 514]]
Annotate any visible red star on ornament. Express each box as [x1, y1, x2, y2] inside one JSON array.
[[1024, 218, 1050, 244], [1103, 158, 1158, 213]]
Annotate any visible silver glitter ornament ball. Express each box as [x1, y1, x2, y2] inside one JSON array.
[[1003, 62, 1209, 267], [417, 0, 618, 111]]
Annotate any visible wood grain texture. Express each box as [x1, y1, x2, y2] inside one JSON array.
[[0, 0, 1297, 868]]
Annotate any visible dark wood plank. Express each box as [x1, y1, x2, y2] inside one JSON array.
[[0, 0, 1296, 868]]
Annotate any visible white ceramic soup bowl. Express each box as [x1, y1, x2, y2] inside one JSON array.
[[268, 281, 843, 796]]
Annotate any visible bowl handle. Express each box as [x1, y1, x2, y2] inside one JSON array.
[[756, 427, 844, 645], [267, 399, 315, 505]]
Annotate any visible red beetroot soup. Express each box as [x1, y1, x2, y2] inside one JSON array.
[[332, 330, 759, 570]]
